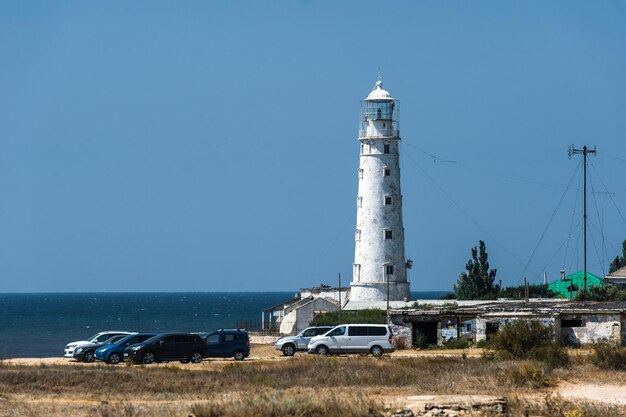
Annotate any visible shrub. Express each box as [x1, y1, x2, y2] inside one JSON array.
[[503, 361, 552, 388], [590, 342, 626, 370], [489, 320, 569, 368], [395, 337, 410, 350], [476, 339, 491, 349], [311, 309, 386, 326], [443, 339, 470, 349]]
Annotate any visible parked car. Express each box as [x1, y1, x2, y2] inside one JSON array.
[[95, 333, 157, 364], [203, 329, 250, 361], [274, 326, 334, 356], [64, 331, 135, 362], [72, 334, 128, 362], [307, 324, 395, 357], [124, 333, 209, 364]]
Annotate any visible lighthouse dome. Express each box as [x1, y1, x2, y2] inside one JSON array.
[[366, 80, 393, 101]]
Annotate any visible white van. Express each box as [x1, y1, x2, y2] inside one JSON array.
[[307, 324, 395, 357]]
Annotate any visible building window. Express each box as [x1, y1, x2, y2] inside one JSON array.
[[384, 168, 391, 177], [385, 229, 393, 240], [384, 144, 390, 154], [386, 265, 394, 275], [562, 318, 584, 327], [355, 229, 361, 241], [361, 144, 364, 154], [358, 169, 364, 179], [384, 196, 392, 205], [357, 196, 363, 207]]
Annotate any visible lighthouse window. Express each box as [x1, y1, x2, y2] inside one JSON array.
[[358, 169, 364, 179], [384, 168, 391, 176], [353, 264, 361, 281], [355, 229, 361, 241], [384, 196, 392, 205], [384, 144, 390, 154], [361, 144, 364, 154], [386, 265, 394, 275], [385, 230, 393, 240], [357, 196, 363, 207], [366, 101, 393, 120]]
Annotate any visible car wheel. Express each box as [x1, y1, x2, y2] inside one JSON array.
[[108, 353, 121, 365], [143, 352, 155, 364], [83, 350, 96, 363], [282, 344, 296, 357], [370, 345, 384, 357], [233, 350, 245, 361], [191, 352, 203, 363], [315, 345, 329, 355]]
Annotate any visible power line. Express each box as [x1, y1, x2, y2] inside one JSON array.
[[589, 159, 626, 227], [401, 144, 536, 277], [563, 172, 583, 269], [597, 151, 626, 164], [402, 141, 564, 189], [520, 159, 582, 283]]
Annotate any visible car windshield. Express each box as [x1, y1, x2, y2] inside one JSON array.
[[142, 335, 163, 345], [326, 326, 346, 336], [86, 333, 101, 342], [300, 328, 316, 337], [115, 334, 139, 346], [102, 335, 125, 345]]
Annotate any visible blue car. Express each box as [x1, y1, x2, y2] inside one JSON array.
[[95, 333, 156, 364]]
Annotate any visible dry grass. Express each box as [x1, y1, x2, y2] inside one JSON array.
[[2, 353, 626, 417], [0, 356, 556, 399], [509, 395, 626, 417]]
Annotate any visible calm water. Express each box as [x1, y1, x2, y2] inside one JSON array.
[[0, 291, 447, 358]]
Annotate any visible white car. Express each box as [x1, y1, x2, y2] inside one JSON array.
[[274, 326, 334, 356], [64, 331, 135, 362], [307, 324, 395, 357]]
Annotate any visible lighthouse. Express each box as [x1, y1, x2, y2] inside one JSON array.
[[350, 79, 410, 302]]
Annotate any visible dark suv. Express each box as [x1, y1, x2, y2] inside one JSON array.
[[204, 329, 249, 361], [124, 333, 208, 364]]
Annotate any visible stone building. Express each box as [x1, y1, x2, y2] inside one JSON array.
[[389, 300, 626, 347]]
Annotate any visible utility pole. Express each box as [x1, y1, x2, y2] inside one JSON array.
[[386, 270, 390, 319], [338, 273, 342, 325], [569, 145, 596, 292]]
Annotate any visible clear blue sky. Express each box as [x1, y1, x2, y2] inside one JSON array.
[[1, 1, 625, 292]]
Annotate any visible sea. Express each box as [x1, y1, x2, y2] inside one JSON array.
[[0, 291, 448, 358]]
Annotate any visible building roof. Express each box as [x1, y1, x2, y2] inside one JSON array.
[[607, 265, 626, 278], [366, 80, 394, 101], [390, 300, 626, 317], [546, 270, 603, 298]]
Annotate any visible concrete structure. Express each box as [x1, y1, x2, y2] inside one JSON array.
[[279, 297, 339, 335], [389, 300, 626, 347], [350, 78, 410, 303], [605, 265, 626, 287], [300, 286, 348, 305]]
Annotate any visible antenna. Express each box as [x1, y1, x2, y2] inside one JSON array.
[[568, 145, 597, 292]]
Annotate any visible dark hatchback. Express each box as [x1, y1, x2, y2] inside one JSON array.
[[124, 333, 209, 364], [204, 329, 250, 361]]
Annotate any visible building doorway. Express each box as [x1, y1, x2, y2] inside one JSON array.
[[412, 321, 438, 347]]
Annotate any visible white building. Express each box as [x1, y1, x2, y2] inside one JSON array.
[[350, 79, 411, 303]]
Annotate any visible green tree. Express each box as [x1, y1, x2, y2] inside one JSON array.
[[608, 239, 626, 274], [453, 240, 498, 300]]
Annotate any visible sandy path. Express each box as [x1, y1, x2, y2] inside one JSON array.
[[557, 382, 626, 405]]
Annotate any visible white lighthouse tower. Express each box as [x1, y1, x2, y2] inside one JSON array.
[[350, 79, 410, 302]]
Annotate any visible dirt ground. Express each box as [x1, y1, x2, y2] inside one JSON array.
[[2, 345, 626, 416]]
